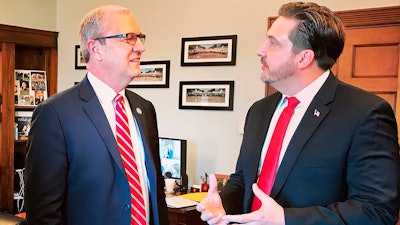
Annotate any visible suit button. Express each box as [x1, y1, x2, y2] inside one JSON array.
[[124, 204, 131, 211]]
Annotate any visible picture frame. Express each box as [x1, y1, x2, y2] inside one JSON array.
[[128, 60, 170, 88], [14, 69, 48, 106], [181, 35, 237, 66], [214, 174, 230, 191], [14, 110, 33, 141], [74, 45, 86, 69], [179, 81, 234, 110]]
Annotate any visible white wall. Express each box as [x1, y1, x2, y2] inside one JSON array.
[[1, 0, 398, 187], [0, 0, 56, 30]]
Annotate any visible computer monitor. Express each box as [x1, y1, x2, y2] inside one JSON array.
[[159, 137, 187, 182]]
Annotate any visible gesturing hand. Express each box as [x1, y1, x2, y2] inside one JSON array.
[[223, 183, 285, 225], [196, 174, 229, 225]]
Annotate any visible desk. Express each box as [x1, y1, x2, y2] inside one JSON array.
[[168, 206, 206, 225]]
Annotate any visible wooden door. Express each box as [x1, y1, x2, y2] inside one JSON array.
[[334, 7, 400, 132], [334, 26, 399, 111], [266, 6, 400, 134]]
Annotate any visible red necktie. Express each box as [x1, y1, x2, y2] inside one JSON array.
[[115, 94, 146, 225], [251, 97, 300, 211]]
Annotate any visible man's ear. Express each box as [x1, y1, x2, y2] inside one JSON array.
[[86, 40, 102, 61], [296, 49, 314, 69]]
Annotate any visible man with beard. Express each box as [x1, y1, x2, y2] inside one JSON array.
[[196, 2, 399, 225]]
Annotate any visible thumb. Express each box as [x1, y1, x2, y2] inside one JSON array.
[[252, 183, 268, 204], [198, 173, 221, 210], [207, 174, 219, 195]]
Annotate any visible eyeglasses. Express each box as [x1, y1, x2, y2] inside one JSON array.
[[94, 33, 146, 45]]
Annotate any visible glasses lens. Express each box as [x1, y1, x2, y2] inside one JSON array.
[[125, 33, 136, 45], [125, 33, 145, 45], [138, 34, 146, 44], [139, 37, 145, 44]]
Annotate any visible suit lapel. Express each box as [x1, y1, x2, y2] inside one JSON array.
[[270, 73, 339, 197], [79, 77, 125, 173], [125, 92, 163, 223], [246, 93, 282, 184], [125, 91, 157, 177]]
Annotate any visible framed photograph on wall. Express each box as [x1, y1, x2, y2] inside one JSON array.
[[74, 45, 86, 69], [179, 80, 234, 110], [128, 60, 170, 88], [181, 35, 237, 66]]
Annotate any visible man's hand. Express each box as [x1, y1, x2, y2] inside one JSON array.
[[223, 183, 285, 225], [196, 174, 229, 224]]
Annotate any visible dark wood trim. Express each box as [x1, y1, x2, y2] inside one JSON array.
[[0, 42, 16, 213], [0, 24, 58, 47], [336, 5, 400, 28]]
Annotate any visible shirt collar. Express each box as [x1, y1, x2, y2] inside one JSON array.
[[282, 70, 330, 107], [87, 72, 124, 104]]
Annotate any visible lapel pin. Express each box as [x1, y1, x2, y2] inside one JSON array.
[[313, 109, 320, 117], [136, 108, 143, 115]]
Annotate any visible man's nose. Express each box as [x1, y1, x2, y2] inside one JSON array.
[[256, 41, 267, 57], [133, 39, 146, 53]]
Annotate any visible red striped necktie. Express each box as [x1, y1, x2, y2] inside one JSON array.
[[251, 97, 300, 211], [115, 94, 146, 225]]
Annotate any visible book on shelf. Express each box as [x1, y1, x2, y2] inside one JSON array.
[[14, 69, 48, 106], [14, 111, 33, 141]]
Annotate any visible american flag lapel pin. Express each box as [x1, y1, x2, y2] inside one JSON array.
[[313, 109, 320, 117]]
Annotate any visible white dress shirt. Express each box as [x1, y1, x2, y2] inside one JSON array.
[[257, 70, 330, 176]]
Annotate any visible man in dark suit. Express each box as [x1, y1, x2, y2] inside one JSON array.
[[24, 5, 168, 225], [197, 2, 399, 225]]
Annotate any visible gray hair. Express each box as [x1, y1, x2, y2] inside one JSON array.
[[78, 5, 131, 63]]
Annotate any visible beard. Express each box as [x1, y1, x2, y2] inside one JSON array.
[[261, 55, 295, 84]]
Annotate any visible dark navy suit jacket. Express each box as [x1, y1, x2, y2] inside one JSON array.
[[25, 76, 168, 225], [220, 73, 400, 224]]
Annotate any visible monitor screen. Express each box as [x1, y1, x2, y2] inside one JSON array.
[[159, 137, 187, 180]]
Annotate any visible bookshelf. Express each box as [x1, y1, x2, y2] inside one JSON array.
[[0, 24, 58, 213]]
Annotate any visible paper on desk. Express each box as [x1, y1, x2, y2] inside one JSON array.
[[166, 196, 198, 208], [179, 192, 207, 202]]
